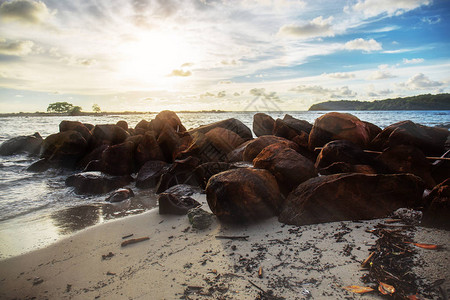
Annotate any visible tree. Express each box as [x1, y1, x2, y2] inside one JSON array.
[[69, 106, 82, 116], [92, 104, 101, 113], [47, 102, 74, 113]]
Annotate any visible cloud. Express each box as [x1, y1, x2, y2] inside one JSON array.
[[169, 69, 192, 77], [0, 39, 34, 56], [233, 92, 240, 96], [181, 62, 194, 67], [368, 89, 393, 97], [369, 70, 396, 80], [421, 16, 441, 25], [219, 80, 232, 84], [399, 73, 444, 90], [220, 59, 237, 65], [200, 92, 215, 99], [290, 85, 357, 98], [217, 91, 226, 98], [324, 72, 355, 79], [349, 0, 431, 18], [278, 16, 334, 39], [0, 0, 52, 24], [403, 58, 424, 64], [249, 88, 281, 102], [344, 38, 382, 52]]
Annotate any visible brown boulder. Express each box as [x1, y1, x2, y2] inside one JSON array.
[[135, 132, 165, 167], [155, 156, 201, 193], [157, 124, 183, 162], [77, 145, 108, 170], [422, 178, 450, 229], [253, 143, 317, 195], [283, 114, 313, 134], [226, 140, 253, 163], [194, 162, 233, 189], [308, 112, 371, 150], [318, 162, 376, 175], [152, 110, 186, 137], [158, 184, 201, 215], [279, 173, 424, 226], [101, 141, 136, 175], [59, 120, 92, 142], [243, 136, 299, 162], [273, 118, 299, 140], [135, 119, 152, 132], [116, 120, 128, 131], [105, 188, 134, 203], [136, 160, 169, 189], [363, 121, 382, 141], [205, 127, 245, 154], [92, 124, 130, 145], [0, 132, 42, 156], [40, 130, 88, 167], [206, 168, 283, 222], [253, 113, 275, 137], [315, 140, 373, 170], [188, 118, 252, 140], [65, 171, 133, 195]]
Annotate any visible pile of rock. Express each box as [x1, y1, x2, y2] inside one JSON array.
[[1, 111, 448, 228]]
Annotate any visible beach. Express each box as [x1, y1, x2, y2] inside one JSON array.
[[0, 194, 448, 300]]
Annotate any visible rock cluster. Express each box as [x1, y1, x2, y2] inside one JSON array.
[[2, 111, 448, 227]]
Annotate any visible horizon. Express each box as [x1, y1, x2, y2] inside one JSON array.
[[0, 0, 449, 113]]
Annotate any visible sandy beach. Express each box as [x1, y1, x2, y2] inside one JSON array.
[[0, 194, 448, 300]]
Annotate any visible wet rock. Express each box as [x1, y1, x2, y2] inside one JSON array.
[[318, 162, 376, 175], [253, 143, 317, 195], [315, 140, 373, 170], [371, 120, 449, 156], [273, 118, 299, 140], [363, 121, 382, 141], [157, 123, 183, 162], [135, 119, 152, 132], [155, 156, 200, 193], [187, 207, 214, 230], [194, 162, 233, 189], [253, 113, 275, 137], [152, 110, 186, 137], [105, 188, 135, 203], [226, 140, 253, 163], [27, 158, 53, 172], [92, 124, 130, 146], [40, 130, 88, 167], [308, 112, 371, 150], [59, 120, 92, 142], [283, 114, 313, 134], [422, 178, 450, 229], [205, 127, 245, 154], [242, 135, 299, 162], [431, 150, 450, 185], [377, 145, 435, 188], [279, 173, 424, 226], [135, 131, 165, 167], [116, 120, 128, 131], [77, 145, 108, 170], [66, 171, 133, 195], [101, 141, 136, 175], [188, 118, 252, 140], [0, 132, 42, 156], [158, 184, 201, 215], [206, 168, 283, 222], [136, 160, 169, 189]]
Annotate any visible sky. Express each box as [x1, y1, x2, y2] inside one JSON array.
[[0, 0, 449, 112]]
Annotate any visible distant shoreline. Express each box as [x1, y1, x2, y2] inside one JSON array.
[[0, 110, 232, 117]]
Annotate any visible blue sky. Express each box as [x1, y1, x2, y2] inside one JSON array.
[[0, 0, 449, 112]]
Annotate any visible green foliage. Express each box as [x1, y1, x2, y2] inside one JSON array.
[[309, 94, 450, 111], [92, 104, 101, 113], [47, 102, 74, 113], [69, 106, 82, 116]]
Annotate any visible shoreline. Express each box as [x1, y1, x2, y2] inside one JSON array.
[[0, 194, 448, 299]]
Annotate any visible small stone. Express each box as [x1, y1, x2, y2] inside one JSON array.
[[33, 277, 44, 285], [187, 208, 214, 230]]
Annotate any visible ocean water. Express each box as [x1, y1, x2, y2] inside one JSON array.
[[0, 110, 448, 258]]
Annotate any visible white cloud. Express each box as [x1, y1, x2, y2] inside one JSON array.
[[369, 70, 396, 80], [169, 69, 192, 77], [278, 16, 334, 39], [291, 85, 357, 98], [403, 58, 424, 64], [249, 88, 281, 102], [368, 89, 393, 97], [344, 38, 382, 52], [324, 72, 355, 79], [400, 73, 444, 90], [350, 0, 431, 18], [0, 39, 34, 56], [217, 91, 226, 98], [0, 0, 53, 24]]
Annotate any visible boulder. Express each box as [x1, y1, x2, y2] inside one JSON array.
[[0, 132, 42, 156], [283, 114, 313, 134], [158, 184, 201, 215], [77, 145, 108, 170], [65, 171, 133, 194], [363, 121, 382, 141], [273, 119, 299, 140], [253, 143, 317, 195], [308, 112, 371, 150], [59, 120, 92, 142], [135, 131, 165, 167], [116, 120, 128, 131], [40, 130, 88, 167], [371, 120, 449, 156], [206, 168, 283, 222], [188, 208, 214, 230], [253, 113, 275, 137], [226, 140, 253, 163], [431, 150, 450, 185], [105, 188, 135, 203], [136, 160, 169, 189], [318, 162, 377, 175], [135, 119, 152, 132], [155, 156, 200, 193], [188, 118, 252, 140], [152, 110, 186, 137], [243, 136, 299, 162], [422, 178, 450, 229], [157, 123, 183, 162], [27, 158, 53, 172], [101, 141, 136, 175], [205, 127, 245, 154], [315, 140, 373, 170], [279, 173, 424, 226], [92, 124, 130, 145], [194, 162, 233, 189]]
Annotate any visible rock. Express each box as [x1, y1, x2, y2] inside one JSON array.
[[187, 208, 214, 230], [206, 168, 283, 222], [318, 162, 376, 175], [315, 140, 373, 170], [422, 178, 450, 229], [242, 135, 299, 162], [279, 173, 424, 226], [308, 112, 371, 150], [135, 119, 152, 132], [77, 145, 108, 170], [152, 110, 186, 137], [92, 124, 130, 145], [83, 123, 94, 131], [40, 130, 88, 167], [105, 188, 135, 203], [253, 113, 275, 137], [371, 120, 449, 156], [363, 121, 382, 141], [136, 160, 169, 189], [135, 131, 165, 167], [283, 114, 313, 134], [101, 141, 136, 175], [194, 162, 233, 189], [66, 171, 133, 194], [431, 150, 450, 185], [273, 118, 299, 140], [188, 118, 252, 140], [0, 132, 42, 156], [155, 156, 200, 193], [205, 127, 245, 154], [158, 184, 201, 215], [226, 140, 253, 163], [392, 208, 422, 225], [27, 158, 53, 172], [116, 120, 128, 131], [253, 143, 317, 195], [157, 123, 183, 162], [377, 145, 435, 188], [59, 120, 92, 142]]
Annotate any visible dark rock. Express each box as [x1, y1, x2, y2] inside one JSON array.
[[253, 143, 317, 195], [116, 120, 128, 131], [253, 113, 275, 137], [188, 118, 252, 140], [83, 123, 94, 131], [66, 171, 133, 194], [308, 112, 371, 150], [92, 124, 130, 145], [105, 188, 135, 203], [135, 131, 165, 167], [155, 156, 200, 193], [77, 145, 108, 170], [206, 168, 283, 222], [125, 134, 143, 145], [27, 158, 52, 172], [279, 173, 424, 226], [273, 118, 299, 140], [226, 140, 253, 163], [157, 123, 183, 162], [194, 162, 232, 189], [363, 121, 382, 141], [318, 162, 376, 175], [205, 127, 245, 154], [136, 160, 169, 189], [422, 178, 450, 229], [40, 131, 88, 167], [83, 159, 103, 172], [377, 145, 435, 188], [135, 119, 152, 132], [431, 150, 450, 185], [242, 135, 299, 162], [152, 110, 186, 137], [187, 208, 214, 230], [283, 114, 313, 134], [315, 140, 373, 170], [101, 141, 136, 175], [0, 132, 42, 156], [158, 184, 201, 215], [371, 120, 449, 156], [59, 120, 92, 142]]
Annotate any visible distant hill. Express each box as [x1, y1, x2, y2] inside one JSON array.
[[308, 94, 450, 111]]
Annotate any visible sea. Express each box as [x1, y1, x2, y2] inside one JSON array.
[[0, 111, 449, 259]]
